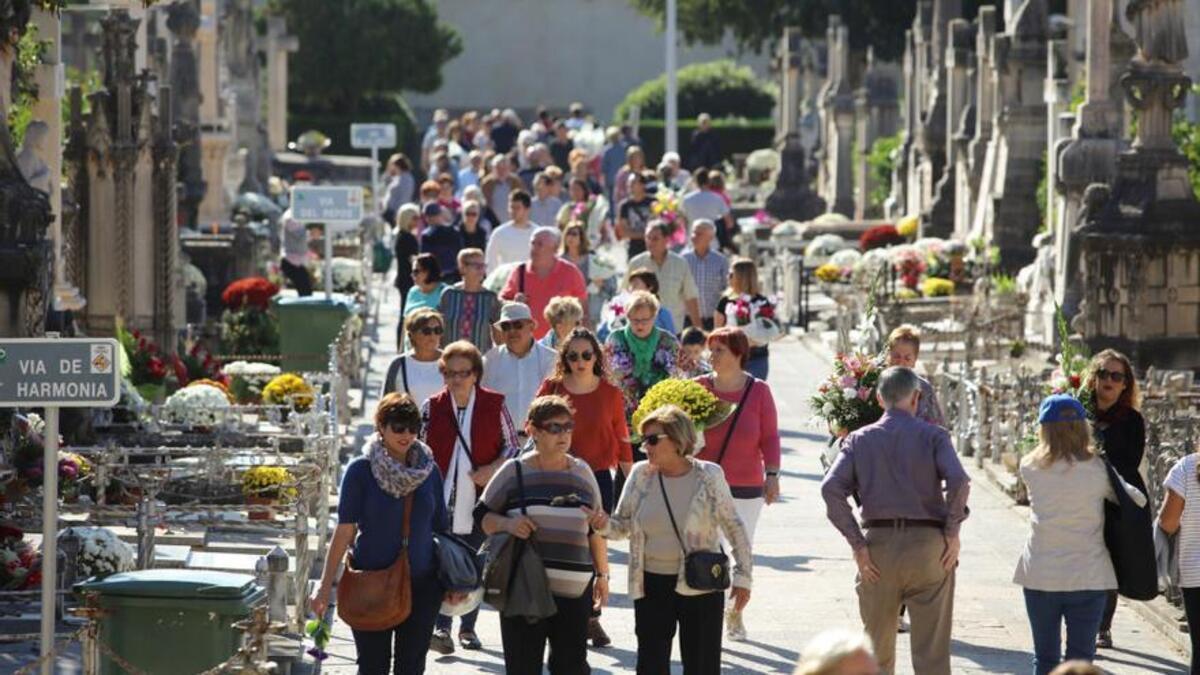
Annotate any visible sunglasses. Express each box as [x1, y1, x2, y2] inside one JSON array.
[[499, 321, 527, 332], [566, 350, 594, 363], [641, 433, 668, 447], [464, 211, 480, 217], [442, 368, 474, 380], [387, 423, 420, 435], [414, 325, 444, 336], [1095, 368, 1126, 384], [537, 421, 575, 435]]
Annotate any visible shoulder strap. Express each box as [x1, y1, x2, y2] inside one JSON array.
[[514, 458, 528, 516], [383, 357, 404, 396], [518, 263, 526, 294], [715, 378, 756, 466], [659, 471, 688, 554], [449, 403, 478, 470], [400, 356, 409, 393]]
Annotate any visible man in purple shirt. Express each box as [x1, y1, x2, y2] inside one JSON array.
[[821, 366, 970, 675]]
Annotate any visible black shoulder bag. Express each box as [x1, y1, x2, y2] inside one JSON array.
[[713, 376, 756, 466], [383, 356, 408, 396], [1102, 458, 1158, 600], [660, 471, 730, 591]]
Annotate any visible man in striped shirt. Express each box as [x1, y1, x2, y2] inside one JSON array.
[[682, 218, 729, 330], [438, 248, 502, 351]]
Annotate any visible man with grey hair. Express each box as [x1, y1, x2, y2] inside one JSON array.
[[820, 366, 970, 675], [682, 218, 728, 329], [499, 226, 587, 339], [794, 629, 880, 675]]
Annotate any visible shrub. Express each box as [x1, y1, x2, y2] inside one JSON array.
[[288, 94, 419, 160], [866, 132, 901, 214], [614, 60, 775, 122], [630, 118, 774, 168], [859, 225, 905, 252]]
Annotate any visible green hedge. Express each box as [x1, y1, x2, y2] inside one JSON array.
[[287, 94, 420, 160], [614, 59, 776, 123], [633, 119, 775, 168]]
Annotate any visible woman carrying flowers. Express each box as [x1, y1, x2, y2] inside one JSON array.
[[714, 257, 778, 381], [605, 290, 681, 497], [884, 326, 945, 428]]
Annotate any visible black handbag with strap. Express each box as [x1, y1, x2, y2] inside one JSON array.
[[1101, 458, 1158, 600], [383, 356, 409, 396], [659, 471, 730, 591]]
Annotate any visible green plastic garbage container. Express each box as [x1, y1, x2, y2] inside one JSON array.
[[274, 294, 356, 373], [75, 569, 266, 675]]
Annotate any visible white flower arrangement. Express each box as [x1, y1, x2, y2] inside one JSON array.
[[59, 527, 134, 579], [852, 248, 892, 286], [829, 249, 862, 269], [24, 412, 44, 435], [804, 234, 852, 266], [222, 361, 282, 381], [163, 384, 231, 427], [331, 257, 364, 293]]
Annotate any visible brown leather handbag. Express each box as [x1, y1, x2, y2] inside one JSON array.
[[337, 493, 414, 631]]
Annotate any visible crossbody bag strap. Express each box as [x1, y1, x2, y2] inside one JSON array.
[[518, 263, 526, 294], [400, 356, 409, 394], [449, 401, 478, 470], [514, 458, 528, 516], [383, 357, 403, 395], [401, 492, 414, 549], [659, 472, 688, 554], [714, 377, 756, 466]]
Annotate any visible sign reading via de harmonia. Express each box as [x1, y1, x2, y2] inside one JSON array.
[[0, 338, 121, 407]]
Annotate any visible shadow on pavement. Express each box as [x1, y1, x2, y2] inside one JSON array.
[[949, 637, 1028, 673], [1099, 645, 1189, 673]]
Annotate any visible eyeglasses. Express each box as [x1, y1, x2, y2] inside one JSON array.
[[387, 422, 420, 435], [1095, 368, 1126, 383], [499, 321, 527, 332], [628, 315, 655, 326], [642, 433, 668, 447], [463, 261, 486, 270], [442, 368, 474, 380], [465, 211, 480, 217], [566, 350, 594, 363], [536, 421, 575, 435], [414, 325, 444, 336]]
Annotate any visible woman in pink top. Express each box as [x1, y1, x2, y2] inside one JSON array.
[[693, 326, 781, 642]]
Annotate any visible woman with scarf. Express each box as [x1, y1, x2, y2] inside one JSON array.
[[309, 393, 465, 674], [605, 290, 681, 498], [420, 340, 520, 654], [1084, 349, 1146, 650]]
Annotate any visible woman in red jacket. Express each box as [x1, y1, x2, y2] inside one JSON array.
[[535, 327, 632, 648], [420, 340, 519, 654], [693, 326, 781, 643]]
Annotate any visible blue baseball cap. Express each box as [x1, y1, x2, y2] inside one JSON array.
[[1038, 394, 1087, 424]]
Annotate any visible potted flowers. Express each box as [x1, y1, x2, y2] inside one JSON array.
[[223, 361, 282, 404], [163, 382, 233, 429], [58, 527, 134, 580], [220, 277, 281, 356], [116, 321, 168, 403], [262, 373, 315, 412], [630, 379, 734, 450], [242, 466, 297, 520], [0, 524, 40, 590]]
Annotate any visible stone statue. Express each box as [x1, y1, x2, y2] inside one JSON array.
[[1127, 0, 1189, 63], [16, 121, 50, 195]]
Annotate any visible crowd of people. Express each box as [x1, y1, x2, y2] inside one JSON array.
[[306, 105, 785, 675], [303, 104, 1192, 675]]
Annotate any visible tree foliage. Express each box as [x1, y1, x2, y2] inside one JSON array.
[[627, 0, 990, 61], [614, 60, 774, 122], [268, 0, 461, 112]]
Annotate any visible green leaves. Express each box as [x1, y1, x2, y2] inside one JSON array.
[[614, 59, 774, 122]]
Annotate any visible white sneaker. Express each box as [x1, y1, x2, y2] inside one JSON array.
[[725, 609, 748, 642]]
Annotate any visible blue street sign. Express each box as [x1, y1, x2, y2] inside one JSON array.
[[350, 123, 397, 149], [291, 186, 364, 224], [0, 338, 121, 407]]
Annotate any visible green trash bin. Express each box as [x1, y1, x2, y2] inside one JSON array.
[[274, 294, 356, 373], [75, 569, 266, 675]]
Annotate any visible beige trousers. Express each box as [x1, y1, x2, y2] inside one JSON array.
[[856, 525, 955, 675]]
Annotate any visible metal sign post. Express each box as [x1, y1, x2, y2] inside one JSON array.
[[290, 186, 364, 297], [0, 336, 121, 675], [350, 123, 397, 216]]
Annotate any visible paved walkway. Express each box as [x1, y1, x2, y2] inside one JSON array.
[[320, 282, 1190, 673]]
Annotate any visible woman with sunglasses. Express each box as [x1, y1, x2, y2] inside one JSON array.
[[310, 393, 467, 674], [587, 404, 752, 674], [1082, 349, 1146, 649], [382, 309, 446, 409], [536, 328, 633, 647], [477, 395, 608, 675], [403, 254, 447, 348], [455, 198, 489, 252], [421, 340, 519, 654]]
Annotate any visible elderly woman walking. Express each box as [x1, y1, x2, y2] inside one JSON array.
[[309, 393, 465, 674], [883, 325, 945, 428], [1014, 394, 1146, 675], [694, 327, 781, 642], [590, 404, 753, 674], [476, 395, 608, 675]]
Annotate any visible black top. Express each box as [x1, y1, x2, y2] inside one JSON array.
[[687, 128, 721, 171], [550, 139, 574, 171], [393, 230, 419, 292], [420, 225, 464, 284], [1093, 404, 1147, 493], [456, 223, 489, 253], [491, 123, 519, 154]]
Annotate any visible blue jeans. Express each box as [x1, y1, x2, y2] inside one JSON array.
[[1023, 588, 1107, 675], [747, 352, 769, 381]]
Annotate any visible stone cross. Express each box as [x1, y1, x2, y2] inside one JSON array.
[[777, 27, 803, 142], [265, 17, 298, 152]]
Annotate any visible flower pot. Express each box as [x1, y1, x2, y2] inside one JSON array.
[[246, 495, 277, 521]]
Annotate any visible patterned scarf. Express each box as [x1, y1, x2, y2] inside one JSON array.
[[620, 327, 660, 385], [367, 436, 435, 499]]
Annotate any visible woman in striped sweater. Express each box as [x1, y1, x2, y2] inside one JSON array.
[[476, 395, 609, 675]]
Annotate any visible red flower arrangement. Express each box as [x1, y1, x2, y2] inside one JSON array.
[[172, 341, 225, 388], [859, 225, 906, 252], [117, 325, 167, 386], [221, 277, 279, 311]]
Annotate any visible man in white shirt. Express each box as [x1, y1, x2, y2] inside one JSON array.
[[485, 190, 537, 272], [628, 221, 703, 330], [682, 169, 734, 251], [482, 302, 556, 429]]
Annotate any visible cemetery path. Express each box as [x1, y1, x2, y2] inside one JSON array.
[[320, 281, 1190, 674]]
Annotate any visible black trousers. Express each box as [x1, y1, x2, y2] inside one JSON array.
[[350, 575, 443, 675], [614, 446, 646, 508], [280, 257, 313, 296], [1183, 587, 1200, 673], [634, 573, 724, 675], [1099, 589, 1118, 632], [594, 469, 614, 515], [499, 582, 593, 675]]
